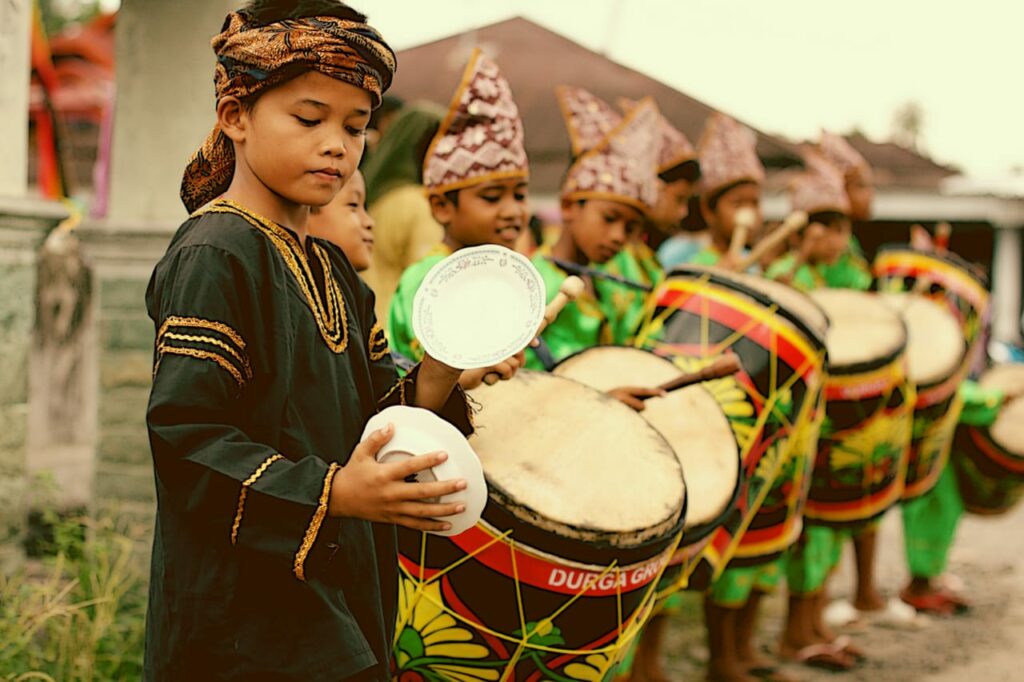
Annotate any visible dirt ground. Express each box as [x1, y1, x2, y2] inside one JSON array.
[[659, 501, 1024, 681]]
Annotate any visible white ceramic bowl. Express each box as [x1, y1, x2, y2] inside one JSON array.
[[362, 405, 487, 536]]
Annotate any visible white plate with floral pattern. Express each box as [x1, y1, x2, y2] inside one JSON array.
[[413, 245, 545, 370]]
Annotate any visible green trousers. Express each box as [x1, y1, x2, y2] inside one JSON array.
[[902, 464, 964, 579]]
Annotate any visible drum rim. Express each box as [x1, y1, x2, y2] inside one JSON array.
[[553, 345, 743, 545], [825, 337, 908, 377], [664, 264, 828, 353], [875, 243, 989, 288], [484, 477, 688, 555]]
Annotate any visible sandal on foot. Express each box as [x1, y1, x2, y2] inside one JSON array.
[[900, 588, 969, 615], [832, 635, 866, 662], [782, 642, 855, 671]]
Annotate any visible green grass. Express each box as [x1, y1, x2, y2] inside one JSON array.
[[0, 510, 148, 681]]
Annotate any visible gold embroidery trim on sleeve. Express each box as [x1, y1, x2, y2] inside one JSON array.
[[155, 316, 252, 386], [230, 454, 284, 545], [293, 462, 341, 582], [157, 346, 246, 386], [368, 321, 389, 362]]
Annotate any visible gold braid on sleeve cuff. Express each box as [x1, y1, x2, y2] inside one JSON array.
[[293, 462, 342, 582], [230, 454, 284, 545]]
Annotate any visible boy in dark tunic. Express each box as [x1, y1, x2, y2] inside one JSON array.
[[144, 3, 488, 679]]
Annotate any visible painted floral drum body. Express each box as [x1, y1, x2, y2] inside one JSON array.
[[393, 371, 685, 681], [953, 364, 1024, 515], [806, 290, 914, 526], [878, 293, 967, 500], [553, 345, 740, 597], [636, 266, 827, 588]]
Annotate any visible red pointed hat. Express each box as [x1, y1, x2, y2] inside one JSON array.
[[422, 48, 528, 194], [620, 97, 696, 174], [561, 97, 661, 213], [697, 112, 765, 198], [556, 85, 622, 157]]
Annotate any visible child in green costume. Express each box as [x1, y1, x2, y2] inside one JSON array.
[[388, 49, 528, 387]]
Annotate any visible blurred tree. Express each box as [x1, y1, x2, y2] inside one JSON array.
[[891, 100, 925, 151]]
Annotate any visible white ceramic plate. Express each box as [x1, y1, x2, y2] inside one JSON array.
[[362, 405, 487, 536], [412, 245, 545, 370]]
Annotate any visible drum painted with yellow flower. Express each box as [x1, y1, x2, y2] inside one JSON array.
[[879, 292, 968, 500], [392, 371, 685, 681], [553, 345, 741, 596], [636, 266, 828, 587], [952, 364, 1024, 515], [805, 290, 914, 525]]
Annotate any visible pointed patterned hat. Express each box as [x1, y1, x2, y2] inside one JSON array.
[[697, 112, 765, 198], [422, 48, 528, 194], [619, 97, 696, 174], [819, 130, 872, 182], [556, 85, 622, 157], [789, 148, 851, 215], [560, 97, 661, 213]]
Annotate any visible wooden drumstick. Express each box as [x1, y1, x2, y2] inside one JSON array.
[[538, 275, 586, 335], [736, 210, 809, 272], [935, 222, 951, 253], [910, 224, 933, 252], [481, 276, 586, 385], [728, 207, 757, 261], [640, 354, 744, 400]]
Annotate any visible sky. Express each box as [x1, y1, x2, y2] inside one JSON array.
[[353, 0, 1022, 178]]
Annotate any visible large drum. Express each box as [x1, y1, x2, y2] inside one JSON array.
[[880, 292, 967, 500], [553, 346, 741, 594], [806, 290, 914, 525], [392, 371, 685, 681], [953, 364, 1024, 515], [636, 266, 828, 586], [874, 246, 990, 361]]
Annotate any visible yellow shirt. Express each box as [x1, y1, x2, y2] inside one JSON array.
[[361, 185, 444, 328]]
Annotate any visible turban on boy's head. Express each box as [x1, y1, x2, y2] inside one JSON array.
[[180, 7, 396, 213]]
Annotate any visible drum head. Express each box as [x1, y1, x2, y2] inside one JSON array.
[[880, 292, 965, 386], [979, 364, 1024, 458], [810, 290, 907, 370], [554, 347, 739, 531], [979, 363, 1024, 395], [468, 370, 685, 547]]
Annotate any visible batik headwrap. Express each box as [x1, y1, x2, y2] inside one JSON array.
[[619, 97, 696, 174], [697, 112, 765, 199], [789, 148, 851, 215], [561, 97, 660, 214], [819, 130, 873, 183], [556, 86, 622, 157], [421, 48, 528, 195], [180, 11, 396, 213]]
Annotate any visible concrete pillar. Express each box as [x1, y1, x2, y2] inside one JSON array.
[[79, 0, 239, 517], [0, 198, 68, 570], [991, 226, 1023, 344], [0, 0, 31, 197], [107, 0, 241, 225]]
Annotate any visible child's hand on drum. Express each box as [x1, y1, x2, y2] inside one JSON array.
[[329, 423, 468, 532], [607, 385, 667, 412], [460, 351, 526, 389]]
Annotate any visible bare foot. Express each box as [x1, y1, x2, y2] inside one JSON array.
[[853, 588, 886, 612]]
